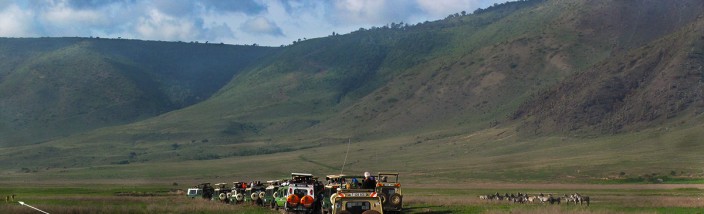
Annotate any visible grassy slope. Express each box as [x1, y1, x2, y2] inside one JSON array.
[[1, 0, 704, 183], [0, 38, 278, 146]]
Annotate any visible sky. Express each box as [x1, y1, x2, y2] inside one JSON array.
[[0, 0, 509, 47]]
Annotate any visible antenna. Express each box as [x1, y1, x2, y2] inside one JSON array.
[[18, 201, 50, 214], [340, 138, 351, 174]]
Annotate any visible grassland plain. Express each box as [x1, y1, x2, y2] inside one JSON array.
[[1, 183, 702, 213], [2, 120, 704, 184], [2, 1, 704, 213]]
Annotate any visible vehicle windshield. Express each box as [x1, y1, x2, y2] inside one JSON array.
[[379, 174, 398, 183], [293, 188, 310, 196], [381, 188, 396, 196], [345, 201, 371, 213]]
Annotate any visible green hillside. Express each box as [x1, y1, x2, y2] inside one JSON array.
[[0, 38, 278, 146], [1, 0, 704, 182]]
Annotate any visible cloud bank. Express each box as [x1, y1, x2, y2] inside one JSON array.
[[0, 0, 508, 46]]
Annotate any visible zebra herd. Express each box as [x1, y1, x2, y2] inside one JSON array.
[[479, 192, 590, 206]]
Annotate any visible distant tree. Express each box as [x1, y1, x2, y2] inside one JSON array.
[[461, 11, 466, 16]]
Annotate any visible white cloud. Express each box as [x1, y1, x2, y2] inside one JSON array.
[[0, 4, 35, 37], [240, 16, 283, 37], [417, 0, 507, 17], [41, 2, 107, 28], [331, 0, 397, 25], [135, 9, 200, 42]]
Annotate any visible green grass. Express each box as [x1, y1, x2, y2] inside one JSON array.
[[3, 184, 701, 213], [1, 122, 701, 186]]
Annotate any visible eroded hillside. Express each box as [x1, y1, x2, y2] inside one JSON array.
[[1, 0, 703, 179]]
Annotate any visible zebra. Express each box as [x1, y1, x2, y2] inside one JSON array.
[[573, 193, 590, 206]]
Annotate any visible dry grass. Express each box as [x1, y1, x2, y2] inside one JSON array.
[[1, 195, 275, 214], [483, 207, 650, 214], [402, 185, 704, 214], [406, 183, 704, 190], [598, 195, 704, 208]]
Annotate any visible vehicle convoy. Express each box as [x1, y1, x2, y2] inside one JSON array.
[[376, 173, 402, 213], [274, 173, 317, 213], [188, 172, 397, 213]]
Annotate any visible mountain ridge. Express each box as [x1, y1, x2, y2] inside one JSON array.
[[0, 37, 278, 145], [1, 0, 703, 181]]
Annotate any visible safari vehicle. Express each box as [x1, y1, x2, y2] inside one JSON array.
[[330, 189, 384, 214], [263, 180, 282, 208], [189, 183, 214, 199], [376, 173, 402, 213], [213, 183, 232, 203], [274, 173, 317, 213], [186, 187, 202, 199], [245, 181, 266, 205], [322, 174, 344, 214], [229, 181, 247, 204]]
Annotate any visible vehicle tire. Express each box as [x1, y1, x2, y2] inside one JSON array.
[[390, 193, 402, 207], [361, 210, 381, 214], [259, 191, 266, 199], [218, 193, 226, 201], [251, 193, 259, 200], [236, 193, 244, 202], [379, 193, 388, 204]]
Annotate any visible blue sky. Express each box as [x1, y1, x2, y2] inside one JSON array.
[[0, 0, 508, 46]]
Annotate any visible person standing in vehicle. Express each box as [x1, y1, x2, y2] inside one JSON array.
[[362, 172, 376, 189]]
